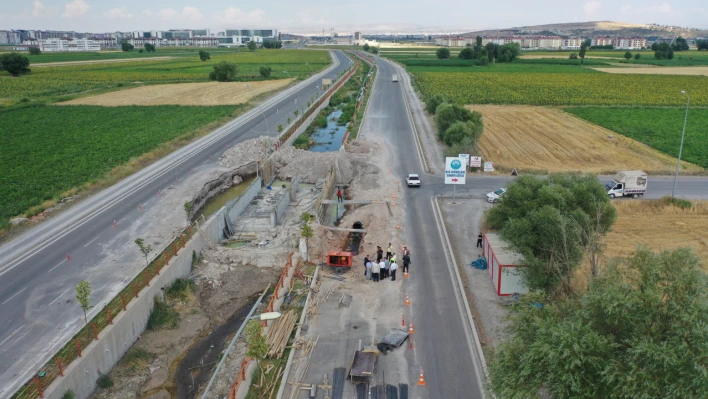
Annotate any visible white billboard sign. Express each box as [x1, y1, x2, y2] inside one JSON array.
[[445, 157, 466, 184], [484, 162, 495, 172], [470, 156, 482, 168], [458, 154, 470, 166]]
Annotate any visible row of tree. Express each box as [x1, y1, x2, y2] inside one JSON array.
[[362, 43, 379, 55], [486, 174, 708, 397], [425, 94, 483, 155], [698, 39, 708, 51], [436, 39, 521, 64]]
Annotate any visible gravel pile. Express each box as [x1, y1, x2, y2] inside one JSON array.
[[218, 136, 275, 169]]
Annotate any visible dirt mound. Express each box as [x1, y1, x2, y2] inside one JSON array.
[[218, 136, 275, 169], [469, 105, 702, 174], [272, 146, 356, 184]]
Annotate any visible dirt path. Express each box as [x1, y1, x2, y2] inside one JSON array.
[[32, 56, 177, 67], [593, 66, 708, 76], [59, 79, 294, 106], [467, 105, 702, 174]]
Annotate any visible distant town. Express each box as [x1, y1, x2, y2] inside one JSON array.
[[1, 27, 704, 52]]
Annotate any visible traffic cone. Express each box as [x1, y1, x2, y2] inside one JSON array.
[[405, 295, 410, 306], [139, 203, 142, 211], [113, 220, 117, 228], [418, 370, 426, 386], [409, 337, 414, 350], [158, 190, 161, 196], [67, 252, 71, 261], [404, 271, 409, 278], [409, 322, 415, 335], [402, 314, 405, 327]]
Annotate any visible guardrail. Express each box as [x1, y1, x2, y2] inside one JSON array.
[[12, 224, 198, 399]]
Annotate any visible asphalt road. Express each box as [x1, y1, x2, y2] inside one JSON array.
[[0, 50, 353, 397], [366, 57, 487, 397]]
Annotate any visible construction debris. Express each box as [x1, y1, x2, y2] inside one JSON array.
[[266, 311, 298, 358]]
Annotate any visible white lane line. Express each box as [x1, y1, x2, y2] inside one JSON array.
[[142, 201, 150, 208], [118, 218, 127, 224], [48, 259, 67, 273], [48, 287, 72, 306], [1, 287, 27, 305], [83, 236, 100, 248], [89, 263, 102, 273], [0, 326, 24, 348]]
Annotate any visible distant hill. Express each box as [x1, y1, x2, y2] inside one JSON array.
[[462, 21, 708, 39]]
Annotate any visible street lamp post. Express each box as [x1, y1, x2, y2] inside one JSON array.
[[245, 82, 270, 133], [283, 70, 301, 106], [672, 90, 690, 198]]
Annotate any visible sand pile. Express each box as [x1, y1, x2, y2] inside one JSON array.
[[273, 146, 356, 184], [218, 136, 275, 169]]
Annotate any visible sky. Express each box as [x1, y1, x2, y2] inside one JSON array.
[[0, 0, 706, 34]]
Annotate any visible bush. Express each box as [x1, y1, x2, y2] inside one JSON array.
[[61, 390, 76, 399], [293, 135, 308, 149], [445, 136, 477, 157], [96, 373, 114, 389], [209, 62, 239, 82], [259, 66, 272, 78], [435, 103, 475, 138], [634, 53, 641, 60], [569, 53, 578, 59], [436, 47, 451, 59], [165, 278, 195, 302], [660, 195, 693, 209], [443, 118, 483, 146], [28, 47, 41, 55], [124, 347, 153, 371], [147, 298, 180, 330]]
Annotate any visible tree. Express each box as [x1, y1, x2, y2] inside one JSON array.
[[0, 53, 31, 76], [138, 49, 144, 53], [458, 46, 475, 60], [435, 103, 476, 137], [144, 43, 155, 52], [579, 40, 589, 67], [569, 53, 578, 59], [697, 39, 708, 51], [436, 47, 451, 59], [654, 42, 674, 60], [209, 62, 239, 82], [247, 40, 257, 52], [75, 280, 92, 326], [134, 238, 153, 267], [120, 41, 134, 52], [442, 119, 483, 146], [634, 53, 641, 60], [498, 43, 521, 63], [301, 223, 313, 249], [369, 46, 379, 54], [263, 39, 283, 49], [277, 124, 283, 133], [476, 36, 482, 48], [486, 173, 616, 295], [28, 47, 41, 55], [198, 50, 210, 61], [485, 42, 499, 63], [624, 51, 632, 60], [259, 66, 272, 78], [672, 36, 689, 51], [479, 57, 489, 67], [490, 247, 708, 399], [245, 320, 269, 371]]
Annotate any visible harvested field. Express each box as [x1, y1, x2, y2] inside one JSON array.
[[573, 199, 708, 290], [592, 66, 708, 76], [59, 79, 293, 106], [468, 105, 702, 174], [32, 56, 176, 67]]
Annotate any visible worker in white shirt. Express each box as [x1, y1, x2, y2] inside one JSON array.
[[371, 259, 381, 282], [390, 260, 398, 281]]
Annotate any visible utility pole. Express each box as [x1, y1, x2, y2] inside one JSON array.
[[672, 90, 690, 198]]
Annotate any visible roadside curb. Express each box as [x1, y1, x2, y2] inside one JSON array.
[[431, 196, 492, 398]]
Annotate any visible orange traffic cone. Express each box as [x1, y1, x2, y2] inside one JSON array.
[[409, 322, 415, 335], [405, 295, 410, 306], [409, 337, 414, 350], [418, 370, 426, 386], [404, 271, 409, 278], [402, 314, 405, 327]]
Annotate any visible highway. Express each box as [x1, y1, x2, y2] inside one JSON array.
[[0, 50, 353, 397]]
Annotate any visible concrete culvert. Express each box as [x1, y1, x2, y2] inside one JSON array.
[[353, 221, 363, 230]]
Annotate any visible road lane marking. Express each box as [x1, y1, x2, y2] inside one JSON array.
[[48, 287, 72, 306], [142, 201, 150, 208], [1, 287, 27, 305], [84, 237, 100, 247], [0, 326, 24, 348], [48, 259, 67, 273], [118, 218, 127, 224]]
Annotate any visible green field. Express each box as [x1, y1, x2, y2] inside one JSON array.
[[0, 50, 330, 99], [566, 107, 708, 168], [23, 48, 238, 63], [0, 105, 240, 225]]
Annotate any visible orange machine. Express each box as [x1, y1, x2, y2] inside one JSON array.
[[327, 251, 353, 274]]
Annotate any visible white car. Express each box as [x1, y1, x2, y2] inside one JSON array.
[[486, 188, 506, 203], [392, 74, 398, 82], [406, 174, 421, 187]]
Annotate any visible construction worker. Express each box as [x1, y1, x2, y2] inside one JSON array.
[[390, 253, 397, 264], [402, 253, 411, 273], [337, 188, 343, 203], [376, 246, 383, 263], [477, 233, 483, 248], [390, 259, 398, 281], [371, 259, 380, 282], [364, 255, 371, 276], [365, 258, 373, 280], [386, 243, 393, 260], [379, 259, 387, 280]]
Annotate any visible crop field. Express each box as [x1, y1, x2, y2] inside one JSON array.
[[468, 105, 702, 174], [416, 71, 708, 106], [60, 78, 293, 106], [22, 48, 253, 63], [566, 107, 708, 169], [0, 105, 239, 224], [0, 50, 329, 99]]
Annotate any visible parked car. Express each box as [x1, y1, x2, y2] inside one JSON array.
[[406, 174, 421, 187], [486, 188, 506, 203]]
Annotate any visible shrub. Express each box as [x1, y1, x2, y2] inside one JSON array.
[[435, 103, 475, 139], [96, 373, 114, 389], [660, 195, 693, 209], [61, 390, 76, 399], [147, 298, 180, 330], [124, 347, 153, 371], [293, 135, 308, 149], [569, 53, 578, 59], [165, 278, 195, 302]]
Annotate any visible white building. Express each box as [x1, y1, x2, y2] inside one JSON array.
[[27, 38, 101, 52], [561, 38, 585, 50], [127, 37, 219, 48], [222, 29, 279, 46]]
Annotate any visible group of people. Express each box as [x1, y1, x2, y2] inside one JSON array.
[[363, 243, 411, 282]]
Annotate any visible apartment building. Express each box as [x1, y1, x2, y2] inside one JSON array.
[[435, 35, 561, 49], [127, 36, 219, 47], [561, 38, 585, 50], [591, 37, 647, 49], [23, 38, 102, 52], [222, 29, 279, 45]]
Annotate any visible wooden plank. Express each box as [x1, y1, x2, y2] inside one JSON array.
[[323, 226, 367, 233]]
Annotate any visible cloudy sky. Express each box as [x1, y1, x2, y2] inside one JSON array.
[[0, 0, 706, 34]]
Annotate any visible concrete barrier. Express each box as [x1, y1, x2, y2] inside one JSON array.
[[226, 177, 263, 227]]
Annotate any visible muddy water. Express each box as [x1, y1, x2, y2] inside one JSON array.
[[309, 109, 350, 152], [200, 176, 256, 220], [173, 296, 258, 398]]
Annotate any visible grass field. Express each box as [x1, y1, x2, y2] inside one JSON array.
[[0, 104, 239, 225], [591, 66, 708, 76], [407, 63, 601, 74], [0, 50, 329, 100], [21, 48, 247, 63], [566, 107, 708, 169], [415, 71, 708, 106], [60, 78, 293, 106], [467, 105, 700, 174]]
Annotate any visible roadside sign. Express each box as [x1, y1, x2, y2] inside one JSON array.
[[484, 162, 495, 172], [445, 157, 466, 184], [470, 156, 482, 168], [458, 154, 470, 166]]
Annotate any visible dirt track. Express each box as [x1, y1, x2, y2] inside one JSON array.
[[593, 66, 708, 76], [32, 56, 176, 67], [468, 105, 702, 174], [59, 79, 294, 106]]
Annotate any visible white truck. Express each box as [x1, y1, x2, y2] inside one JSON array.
[[392, 74, 398, 82], [606, 170, 648, 199]]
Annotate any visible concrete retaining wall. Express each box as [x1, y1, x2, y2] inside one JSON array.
[[226, 177, 263, 227], [44, 227, 211, 399]]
